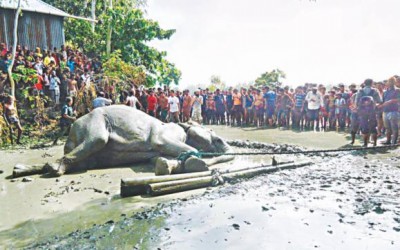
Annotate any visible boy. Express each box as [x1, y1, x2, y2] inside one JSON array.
[[4, 96, 23, 144], [53, 97, 76, 145]]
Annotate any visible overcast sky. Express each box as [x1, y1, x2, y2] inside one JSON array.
[[147, 0, 400, 87]]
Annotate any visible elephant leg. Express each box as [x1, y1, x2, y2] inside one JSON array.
[[151, 127, 197, 158], [13, 163, 46, 178], [151, 132, 201, 175], [154, 156, 209, 175], [202, 154, 235, 167], [52, 125, 109, 176], [152, 139, 197, 158], [154, 157, 183, 176], [184, 156, 209, 173]]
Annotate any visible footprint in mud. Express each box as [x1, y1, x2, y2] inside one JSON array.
[[232, 224, 240, 230]]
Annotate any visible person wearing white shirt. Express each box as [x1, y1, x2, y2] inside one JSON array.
[[126, 90, 143, 109], [168, 90, 180, 123], [305, 88, 323, 129], [49, 71, 60, 105], [191, 90, 204, 124]]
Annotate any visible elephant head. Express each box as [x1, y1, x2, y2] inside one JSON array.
[[153, 123, 235, 175], [184, 125, 233, 155]]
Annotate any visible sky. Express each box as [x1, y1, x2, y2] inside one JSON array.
[[147, 0, 400, 88]]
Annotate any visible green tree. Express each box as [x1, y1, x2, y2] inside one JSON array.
[[209, 75, 226, 92], [43, 0, 181, 87], [254, 69, 286, 87]]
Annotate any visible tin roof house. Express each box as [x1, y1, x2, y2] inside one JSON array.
[[0, 0, 93, 50]]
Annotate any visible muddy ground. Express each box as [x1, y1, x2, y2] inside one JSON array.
[[1, 126, 399, 249]]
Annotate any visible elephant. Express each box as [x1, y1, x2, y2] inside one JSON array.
[[13, 105, 235, 178]]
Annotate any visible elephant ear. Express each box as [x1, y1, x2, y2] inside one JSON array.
[[178, 123, 191, 132], [187, 120, 200, 126]]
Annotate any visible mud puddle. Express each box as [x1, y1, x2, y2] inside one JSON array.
[[23, 142, 400, 249]]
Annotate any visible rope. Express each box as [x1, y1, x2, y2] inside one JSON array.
[[177, 143, 400, 162], [211, 169, 225, 186]]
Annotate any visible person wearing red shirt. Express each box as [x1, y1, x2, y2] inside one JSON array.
[[34, 74, 44, 94], [0, 43, 7, 58], [147, 90, 158, 117]]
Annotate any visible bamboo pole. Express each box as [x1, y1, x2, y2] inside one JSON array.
[[146, 161, 312, 196], [147, 176, 213, 196], [120, 161, 294, 197]]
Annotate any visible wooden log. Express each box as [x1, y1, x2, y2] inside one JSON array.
[[154, 157, 183, 176], [13, 163, 45, 178], [146, 161, 312, 196], [120, 161, 294, 197], [223, 161, 312, 180], [147, 176, 214, 196], [122, 160, 294, 186]]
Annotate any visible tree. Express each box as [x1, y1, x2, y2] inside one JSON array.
[[209, 75, 226, 92], [254, 69, 286, 87], [7, 0, 22, 98], [43, 0, 179, 87]]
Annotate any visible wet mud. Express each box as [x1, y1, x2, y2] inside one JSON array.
[[23, 138, 400, 249]]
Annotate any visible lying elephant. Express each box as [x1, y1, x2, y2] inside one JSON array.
[[13, 105, 235, 177]]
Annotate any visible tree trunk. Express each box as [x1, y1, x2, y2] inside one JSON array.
[[106, 0, 113, 56], [91, 0, 96, 33], [8, 0, 21, 98]]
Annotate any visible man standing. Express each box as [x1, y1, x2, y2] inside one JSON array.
[[214, 89, 226, 125], [147, 90, 158, 117], [53, 97, 76, 145], [379, 77, 400, 145], [292, 87, 306, 129], [4, 96, 23, 144], [232, 89, 243, 126], [305, 87, 323, 130], [168, 90, 180, 123], [182, 90, 193, 122], [158, 92, 169, 122], [191, 90, 203, 124], [126, 90, 143, 109], [49, 71, 61, 106], [349, 88, 359, 145], [264, 86, 276, 127], [276, 88, 293, 128], [140, 89, 148, 112], [92, 91, 112, 109], [356, 79, 382, 147]]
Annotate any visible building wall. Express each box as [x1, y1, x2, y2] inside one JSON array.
[[0, 8, 65, 51]]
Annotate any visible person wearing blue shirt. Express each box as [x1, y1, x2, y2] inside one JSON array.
[[226, 88, 233, 125], [292, 87, 306, 129], [67, 57, 75, 73], [244, 89, 254, 125], [379, 77, 400, 145], [214, 89, 226, 125], [263, 86, 276, 126], [53, 97, 76, 145]]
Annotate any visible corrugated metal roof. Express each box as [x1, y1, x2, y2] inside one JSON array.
[[0, 0, 96, 22]]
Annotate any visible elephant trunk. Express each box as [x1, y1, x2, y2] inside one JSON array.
[[203, 140, 235, 166]]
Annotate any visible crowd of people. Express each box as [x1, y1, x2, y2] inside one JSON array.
[[2, 42, 400, 147], [112, 77, 400, 148], [0, 42, 102, 104], [1, 42, 103, 144]]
